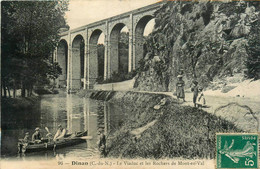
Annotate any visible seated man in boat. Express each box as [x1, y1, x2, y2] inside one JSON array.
[[21, 132, 30, 144], [32, 127, 42, 143], [24, 132, 30, 142], [53, 124, 67, 141]]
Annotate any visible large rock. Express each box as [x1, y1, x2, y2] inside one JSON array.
[[214, 103, 259, 132], [135, 1, 259, 92]]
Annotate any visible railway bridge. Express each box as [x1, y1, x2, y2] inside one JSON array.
[[54, 2, 163, 90]]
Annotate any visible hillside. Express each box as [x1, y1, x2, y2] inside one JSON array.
[[134, 0, 260, 92]]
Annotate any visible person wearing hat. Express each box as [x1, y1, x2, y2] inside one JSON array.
[[54, 124, 67, 141], [32, 127, 42, 143], [196, 87, 206, 109], [191, 80, 199, 107], [23, 132, 30, 143], [97, 128, 106, 157], [176, 75, 185, 102]]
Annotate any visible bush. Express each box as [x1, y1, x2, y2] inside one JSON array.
[[97, 71, 137, 84]]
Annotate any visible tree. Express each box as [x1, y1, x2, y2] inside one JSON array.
[[246, 16, 260, 80], [1, 1, 68, 97]]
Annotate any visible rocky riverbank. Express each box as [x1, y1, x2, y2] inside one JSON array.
[[81, 90, 241, 159]]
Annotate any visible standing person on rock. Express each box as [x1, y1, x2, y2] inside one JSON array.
[[176, 75, 185, 102], [196, 87, 206, 109], [191, 80, 199, 107], [97, 128, 106, 157]]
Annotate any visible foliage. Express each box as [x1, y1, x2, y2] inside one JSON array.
[[97, 44, 105, 78], [96, 32, 129, 81], [246, 15, 260, 79], [218, 1, 247, 17], [97, 71, 137, 84], [1, 1, 68, 97]]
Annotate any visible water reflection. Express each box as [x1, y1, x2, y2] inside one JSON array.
[[1, 91, 127, 160]]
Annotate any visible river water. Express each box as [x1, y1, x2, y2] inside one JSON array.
[[1, 91, 127, 160]]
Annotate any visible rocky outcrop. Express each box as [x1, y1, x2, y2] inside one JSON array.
[[135, 1, 260, 92]]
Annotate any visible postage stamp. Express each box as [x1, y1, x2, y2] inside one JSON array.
[[216, 133, 259, 169]]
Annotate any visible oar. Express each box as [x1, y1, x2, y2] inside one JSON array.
[[45, 127, 50, 134], [45, 127, 56, 151], [79, 136, 93, 140], [53, 143, 56, 152], [45, 127, 53, 139], [64, 136, 93, 140]]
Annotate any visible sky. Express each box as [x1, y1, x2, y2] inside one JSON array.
[[65, 0, 159, 42]]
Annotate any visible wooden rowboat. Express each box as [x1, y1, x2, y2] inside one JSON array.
[[18, 131, 87, 153]]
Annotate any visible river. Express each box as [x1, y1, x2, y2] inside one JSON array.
[[1, 91, 127, 160]]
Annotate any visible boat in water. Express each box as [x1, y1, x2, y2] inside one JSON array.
[[18, 131, 88, 153]]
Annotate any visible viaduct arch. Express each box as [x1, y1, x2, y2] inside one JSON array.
[[54, 2, 163, 90], [71, 34, 85, 89], [56, 39, 68, 87], [89, 29, 103, 88]]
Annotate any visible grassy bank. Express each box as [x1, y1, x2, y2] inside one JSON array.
[[83, 90, 241, 159], [107, 105, 241, 159], [1, 96, 40, 110], [1, 96, 41, 130]]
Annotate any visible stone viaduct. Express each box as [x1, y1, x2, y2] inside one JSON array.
[[54, 2, 163, 90]]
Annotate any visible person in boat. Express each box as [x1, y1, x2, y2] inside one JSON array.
[[23, 132, 30, 143], [46, 132, 53, 142], [176, 74, 185, 102], [32, 127, 42, 143], [54, 124, 67, 141], [97, 128, 106, 157]]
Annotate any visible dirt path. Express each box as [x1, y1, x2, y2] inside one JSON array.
[[135, 90, 260, 132], [130, 119, 158, 136]]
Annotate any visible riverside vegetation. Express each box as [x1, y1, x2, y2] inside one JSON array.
[[87, 91, 241, 159], [1, 1, 68, 98]]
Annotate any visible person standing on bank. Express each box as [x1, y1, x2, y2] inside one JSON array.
[[196, 87, 206, 109], [97, 128, 106, 157], [54, 124, 67, 141], [191, 80, 199, 107], [176, 75, 185, 102], [32, 127, 42, 143]]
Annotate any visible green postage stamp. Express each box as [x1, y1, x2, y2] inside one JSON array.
[[216, 133, 259, 169]]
